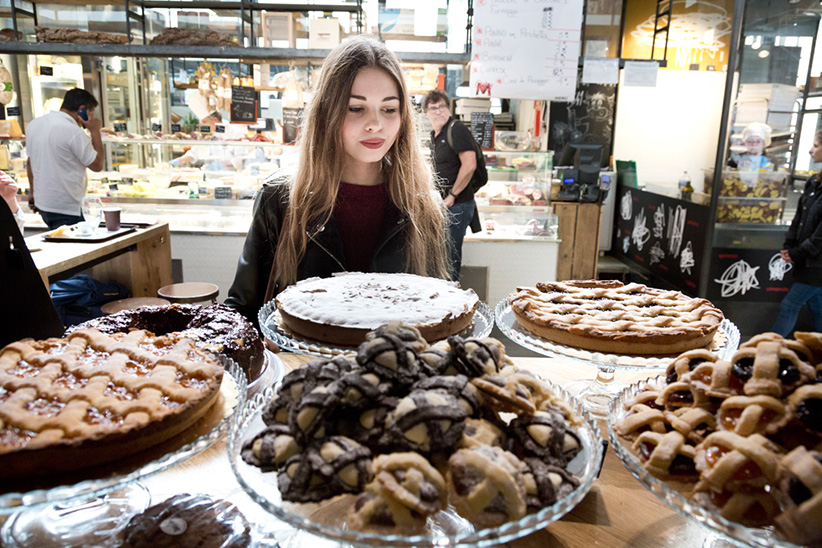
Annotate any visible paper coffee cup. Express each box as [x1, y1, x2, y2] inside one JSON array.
[[103, 208, 121, 231]]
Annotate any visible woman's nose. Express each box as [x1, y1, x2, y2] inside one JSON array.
[[365, 111, 382, 132]]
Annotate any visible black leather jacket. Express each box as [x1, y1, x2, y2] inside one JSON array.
[[224, 172, 412, 326], [785, 175, 822, 270]]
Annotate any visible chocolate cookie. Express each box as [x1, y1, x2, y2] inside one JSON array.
[[460, 417, 506, 449], [471, 367, 537, 415], [339, 396, 399, 450], [279, 356, 354, 404], [410, 374, 482, 417], [241, 423, 302, 471], [289, 385, 341, 443], [373, 452, 446, 515], [522, 457, 579, 512], [416, 347, 449, 377], [367, 321, 429, 354], [334, 368, 391, 409], [120, 493, 251, 548], [444, 336, 506, 378], [388, 389, 466, 454], [509, 408, 581, 466], [278, 436, 373, 503], [357, 333, 421, 387], [347, 481, 428, 534]]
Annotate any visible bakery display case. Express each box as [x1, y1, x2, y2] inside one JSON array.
[[475, 151, 552, 207], [475, 205, 558, 239], [703, 169, 789, 224]]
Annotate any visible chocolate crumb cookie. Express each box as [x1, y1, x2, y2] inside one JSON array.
[[509, 408, 582, 466], [289, 385, 341, 443], [334, 368, 392, 408], [416, 347, 449, 377], [410, 374, 482, 417], [444, 336, 505, 378], [460, 418, 506, 449], [278, 436, 373, 502], [388, 389, 467, 454], [277, 356, 354, 405], [522, 457, 580, 512], [447, 445, 528, 528], [472, 367, 538, 415], [241, 423, 302, 471], [367, 321, 429, 354], [347, 481, 428, 534], [357, 333, 421, 387], [373, 452, 446, 515], [119, 493, 250, 548], [339, 396, 399, 449]]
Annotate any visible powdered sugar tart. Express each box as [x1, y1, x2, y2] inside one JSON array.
[[275, 272, 480, 346], [509, 280, 724, 356]]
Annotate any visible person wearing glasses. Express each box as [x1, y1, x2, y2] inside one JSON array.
[[423, 89, 477, 281], [225, 37, 450, 328]]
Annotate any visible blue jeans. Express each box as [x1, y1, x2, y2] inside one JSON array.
[[40, 210, 84, 230], [771, 282, 822, 336], [447, 200, 475, 281]]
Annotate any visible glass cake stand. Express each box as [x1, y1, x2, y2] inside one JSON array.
[[607, 376, 802, 548], [229, 378, 604, 548], [0, 357, 248, 548], [494, 298, 740, 418], [258, 300, 495, 359]]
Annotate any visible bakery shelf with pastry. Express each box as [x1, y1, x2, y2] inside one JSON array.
[[230, 321, 603, 546], [608, 330, 822, 547]]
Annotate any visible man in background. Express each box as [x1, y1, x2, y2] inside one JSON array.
[[26, 88, 104, 229], [424, 89, 477, 281]]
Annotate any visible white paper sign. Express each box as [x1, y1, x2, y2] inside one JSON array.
[[582, 57, 619, 84], [469, 0, 584, 101], [623, 61, 659, 87]]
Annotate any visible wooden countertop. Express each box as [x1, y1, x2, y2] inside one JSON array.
[[136, 353, 713, 548]]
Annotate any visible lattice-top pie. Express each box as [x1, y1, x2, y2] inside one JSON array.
[[0, 328, 224, 479], [509, 280, 724, 355]]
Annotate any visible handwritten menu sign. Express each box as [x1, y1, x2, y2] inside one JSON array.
[[6, 107, 19, 117], [39, 66, 53, 76], [113, 123, 127, 132], [151, 123, 161, 132], [470, 111, 494, 149], [282, 107, 303, 144], [215, 124, 225, 133], [199, 125, 211, 134], [470, 0, 583, 100], [171, 123, 181, 132], [231, 85, 257, 123], [214, 186, 233, 199]]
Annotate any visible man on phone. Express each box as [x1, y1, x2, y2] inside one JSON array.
[[26, 88, 105, 229]]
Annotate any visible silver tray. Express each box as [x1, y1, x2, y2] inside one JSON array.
[[607, 376, 802, 548], [259, 300, 495, 358], [230, 373, 603, 547], [495, 298, 740, 370], [0, 356, 248, 514]]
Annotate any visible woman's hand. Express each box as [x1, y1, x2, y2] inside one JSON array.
[[443, 194, 455, 208], [781, 249, 794, 264], [0, 174, 19, 214]]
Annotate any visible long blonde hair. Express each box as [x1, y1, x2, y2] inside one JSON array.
[[272, 36, 449, 288]]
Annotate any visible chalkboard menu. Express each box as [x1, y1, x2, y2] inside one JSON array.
[[470, 112, 494, 149], [548, 80, 616, 165], [231, 85, 257, 123], [199, 125, 211, 133], [39, 66, 53, 76], [214, 186, 233, 199], [151, 123, 161, 132], [6, 107, 19, 117], [113, 123, 127, 132], [282, 107, 303, 144], [708, 248, 792, 303], [121, 177, 134, 185], [171, 123, 181, 132], [215, 125, 225, 133], [610, 184, 710, 294]]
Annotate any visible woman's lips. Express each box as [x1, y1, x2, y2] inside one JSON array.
[[360, 139, 385, 149]]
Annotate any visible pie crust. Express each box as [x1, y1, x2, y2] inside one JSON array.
[[509, 280, 724, 355], [0, 328, 223, 479]]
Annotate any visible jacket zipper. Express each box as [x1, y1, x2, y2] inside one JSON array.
[[307, 227, 346, 271]]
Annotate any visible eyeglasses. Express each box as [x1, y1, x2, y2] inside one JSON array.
[[426, 104, 448, 113]]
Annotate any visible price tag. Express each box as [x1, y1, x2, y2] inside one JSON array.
[[151, 123, 162, 132], [39, 66, 53, 76], [109, 183, 119, 191], [171, 124, 181, 132], [200, 125, 211, 134], [121, 177, 134, 185], [214, 186, 233, 199], [198, 186, 208, 195], [114, 123, 128, 132], [215, 125, 226, 134], [6, 107, 19, 117], [100, 177, 109, 184]]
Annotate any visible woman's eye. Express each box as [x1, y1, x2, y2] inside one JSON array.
[[383, 108, 398, 115], [348, 107, 364, 114]]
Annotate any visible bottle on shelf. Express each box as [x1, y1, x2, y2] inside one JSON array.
[[678, 171, 693, 201]]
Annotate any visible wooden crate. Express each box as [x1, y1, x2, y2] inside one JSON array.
[[554, 202, 601, 280]]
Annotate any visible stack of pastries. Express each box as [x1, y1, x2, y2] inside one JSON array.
[[242, 321, 586, 533], [614, 331, 822, 546]]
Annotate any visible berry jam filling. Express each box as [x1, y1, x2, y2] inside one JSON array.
[[732, 357, 754, 382], [795, 398, 822, 431], [778, 359, 800, 385]]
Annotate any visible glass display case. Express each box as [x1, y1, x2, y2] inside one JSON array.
[[703, 169, 789, 224], [476, 205, 558, 239], [475, 150, 552, 207]]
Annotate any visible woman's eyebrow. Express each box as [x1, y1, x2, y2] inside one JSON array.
[[350, 94, 400, 102]]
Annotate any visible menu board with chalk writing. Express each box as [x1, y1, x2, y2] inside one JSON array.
[[470, 112, 494, 149], [231, 85, 257, 124]]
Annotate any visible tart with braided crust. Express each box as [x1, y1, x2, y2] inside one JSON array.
[[509, 280, 724, 355]]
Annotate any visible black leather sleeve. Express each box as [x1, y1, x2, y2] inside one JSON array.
[[224, 177, 290, 327]]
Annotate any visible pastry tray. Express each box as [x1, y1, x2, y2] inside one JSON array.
[[259, 300, 495, 359], [495, 298, 740, 370], [42, 226, 136, 243], [0, 356, 248, 514], [607, 376, 802, 548], [229, 372, 604, 547]]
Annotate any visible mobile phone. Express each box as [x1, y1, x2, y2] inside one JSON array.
[[78, 106, 88, 122]]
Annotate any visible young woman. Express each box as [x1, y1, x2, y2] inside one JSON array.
[[225, 36, 450, 326], [772, 129, 822, 336]]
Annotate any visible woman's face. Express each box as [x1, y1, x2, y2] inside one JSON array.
[[810, 136, 822, 164], [341, 67, 402, 180]]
